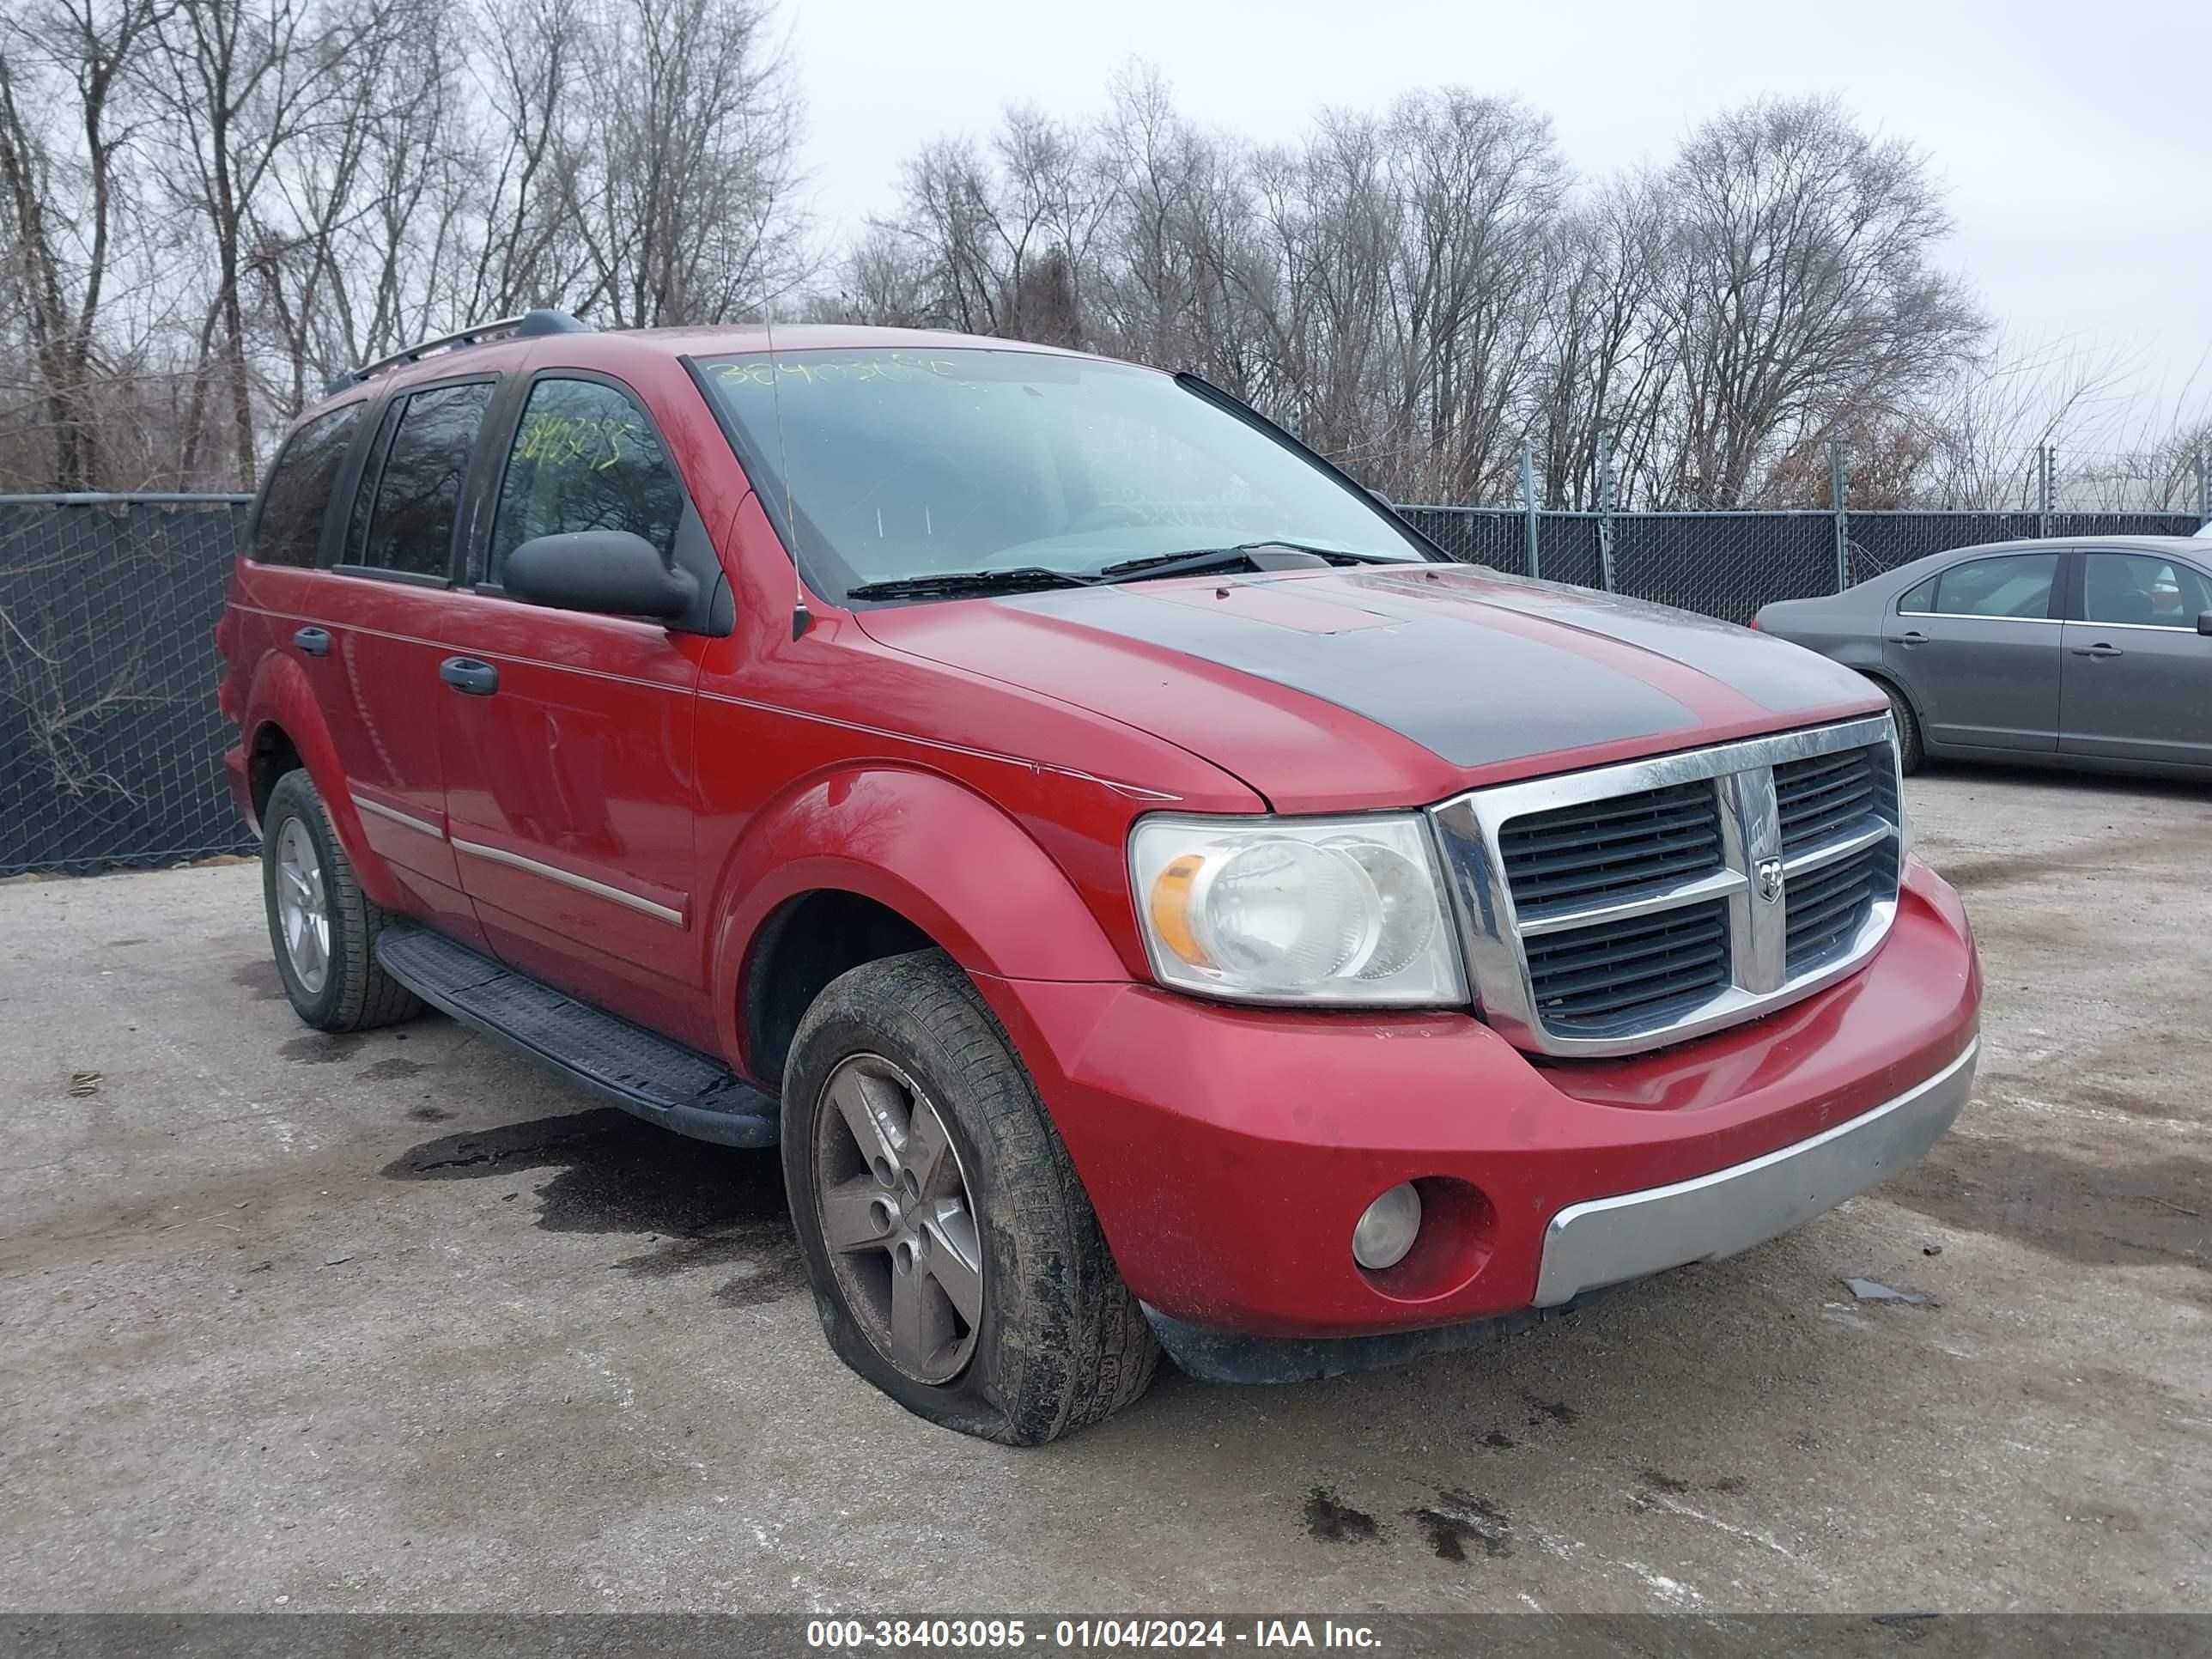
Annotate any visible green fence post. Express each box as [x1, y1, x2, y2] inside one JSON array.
[[1519, 443, 1541, 581], [1828, 440, 1849, 592], [1596, 432, 1617, 592]]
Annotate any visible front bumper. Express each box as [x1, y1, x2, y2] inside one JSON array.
[[978, 859, 1980, 1342], [1532, 1036, 1975, 1306]]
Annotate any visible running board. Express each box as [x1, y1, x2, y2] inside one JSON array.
[[374, 923, 779, 1147]]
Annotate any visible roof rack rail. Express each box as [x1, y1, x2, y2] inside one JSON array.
[[322, 309, 593, 396]]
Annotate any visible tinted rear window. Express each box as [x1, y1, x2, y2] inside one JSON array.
[[1933, 551, 2057, 619], [356, 382, 495, 580], [252, 404, 362, 567]]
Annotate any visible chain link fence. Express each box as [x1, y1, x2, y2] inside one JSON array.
[[1397, 504, 2205, 623], [3, 490, 2208, 877], [2, 495, 256, 878]]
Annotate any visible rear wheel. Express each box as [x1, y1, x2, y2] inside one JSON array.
[[781, 950, 1158, 1443], [261, 769, 422, 1032], [1878, 679, 1925, 775]]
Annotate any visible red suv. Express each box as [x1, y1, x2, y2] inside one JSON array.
[[216, 313, 1981, 1443]]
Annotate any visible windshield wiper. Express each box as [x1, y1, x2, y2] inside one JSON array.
[[1094, 541, 1410, 583], [843, 567, 1098, 601]]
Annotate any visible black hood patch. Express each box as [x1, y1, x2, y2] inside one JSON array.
[[1001, 582, 1702, 768]]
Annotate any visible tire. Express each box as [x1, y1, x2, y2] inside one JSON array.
[[782, 949, 1159, 1443], [1878, 678, 1925, 775], [260, 769, 422, 1032]]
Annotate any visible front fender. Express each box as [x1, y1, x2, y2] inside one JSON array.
[[708, 765, 1131, 1060], [240, 653, 405, 909]]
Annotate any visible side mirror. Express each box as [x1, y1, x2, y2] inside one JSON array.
[[504, 531, 696, 623], [1369, 488, 1395, 509], [2199, 611, 2212, 636]]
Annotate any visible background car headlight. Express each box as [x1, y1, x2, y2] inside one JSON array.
[[1129, 813, 1468, 1006]]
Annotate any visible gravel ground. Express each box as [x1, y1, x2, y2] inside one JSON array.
[[1, 764, 2206, 1614]]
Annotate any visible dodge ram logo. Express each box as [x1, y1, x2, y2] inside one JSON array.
[[1756, 857, 1786, 904]]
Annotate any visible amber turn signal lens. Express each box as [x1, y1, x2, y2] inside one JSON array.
[[1148, 854, 1208, 966]]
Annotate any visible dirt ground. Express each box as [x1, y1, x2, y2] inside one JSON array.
[[2, 764, 2207, 1613]]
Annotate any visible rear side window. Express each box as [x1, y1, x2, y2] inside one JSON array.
[[343, 401, 404, 567], [485, 377, 685, 584], [1931, 552, 2058, 620], [1898, 576, 1936, 613], [356, 381, 496, 580], [252, 404, 362, 566]]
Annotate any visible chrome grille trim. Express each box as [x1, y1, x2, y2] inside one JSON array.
[[1429, 715, 1905, 1058]]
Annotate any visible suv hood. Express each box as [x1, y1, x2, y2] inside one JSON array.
[[854, 565, 1886, 812]]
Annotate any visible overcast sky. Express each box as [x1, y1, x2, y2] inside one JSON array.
[[787, 0, 2212, 445]]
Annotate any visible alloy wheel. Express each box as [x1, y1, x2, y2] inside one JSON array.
[[811, 1053, 985, 1383], [275, 816, 331, 994]]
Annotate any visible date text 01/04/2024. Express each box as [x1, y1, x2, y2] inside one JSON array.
[[803, 1618, 1383, 1650]]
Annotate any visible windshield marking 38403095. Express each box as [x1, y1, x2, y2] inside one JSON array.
[[693, 347, 1432, 605]]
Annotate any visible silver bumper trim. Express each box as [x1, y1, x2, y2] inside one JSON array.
[[1532, 1036, 1977, 1307]]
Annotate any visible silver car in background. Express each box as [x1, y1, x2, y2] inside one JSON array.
[[1755, 537, 2212, 776]]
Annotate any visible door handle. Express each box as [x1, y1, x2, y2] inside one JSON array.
[[1885, 630, 1928, 646], [439, 656, 500, 696], [292, 626, 331, 658], [2068, 642, 2124, 659]]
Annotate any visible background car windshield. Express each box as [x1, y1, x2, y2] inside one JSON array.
[[696, 348, 1428, 599]]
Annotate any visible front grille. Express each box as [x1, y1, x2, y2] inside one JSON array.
[[1774, 745, 1881, 853], [1431, 716, 1905, 1057], [1498, 781, 1723, 917], [1785, 842, 1892, 975], [1525, 900, 1732, 1034]]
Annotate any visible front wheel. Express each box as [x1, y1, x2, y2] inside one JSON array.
[[781, 950, 1158, 1443]]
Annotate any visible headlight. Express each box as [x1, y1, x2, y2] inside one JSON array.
[[1128, 813, 1468, 1006]]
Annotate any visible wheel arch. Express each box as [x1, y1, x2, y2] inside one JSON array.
[[708, 764, 1132, 1084], [1855, 664, 1924, 725], [246, 720, 304, 824], [738, 888, 937, 1091], [240, 653, 403, 907]]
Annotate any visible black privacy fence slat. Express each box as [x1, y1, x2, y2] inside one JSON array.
[[1613, 513, 1835, 622], [1, 495, 2204, 877], [2, 496, 256, 877]]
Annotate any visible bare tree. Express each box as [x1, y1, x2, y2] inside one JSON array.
[[0, 0, 168, 489], [14, 33, 2212, 511], [138, 0, 376, 483], [459, 0, 588, 322], [567, 0, 805, 327], [1642, 97, 1985, 507], [1910, 331, 2138, 507]]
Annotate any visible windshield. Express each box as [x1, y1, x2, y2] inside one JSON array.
[[695, 347, 1431, 601]]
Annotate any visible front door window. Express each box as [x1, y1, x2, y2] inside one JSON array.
[[486, 378, 686, 585]]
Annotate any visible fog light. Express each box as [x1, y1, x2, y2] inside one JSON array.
[[1352, 1182, 1423, 1271]]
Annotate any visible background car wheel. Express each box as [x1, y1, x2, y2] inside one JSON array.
[[260, 769, 422, 1032], [1879, 680, 1925, 775], [782, 949, 1159, 1444]]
